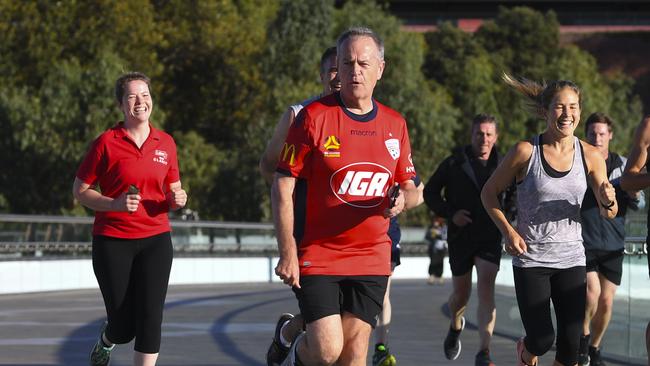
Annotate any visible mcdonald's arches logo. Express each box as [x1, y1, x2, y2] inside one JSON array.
[[282, 143, 296, 166]]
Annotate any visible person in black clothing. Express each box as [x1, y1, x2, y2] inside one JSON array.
[[424, 114, 509, 366], [619, 115, 650, 366], [578, 113, 645, 366], [425, 216, 447, 284]]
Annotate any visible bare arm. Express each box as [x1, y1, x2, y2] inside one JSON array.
[[622, 116, 650, 191], [271, 173, 300, 288], [481, 141, 532, 255], [582, 142, 618, 218], [167, 181, 187, 211], [259, 109, 295, 184], [72, 177, 140, 213]]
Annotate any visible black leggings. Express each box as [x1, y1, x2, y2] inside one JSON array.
[[513, 266, 586, 366], [92, 232, 173, 353]]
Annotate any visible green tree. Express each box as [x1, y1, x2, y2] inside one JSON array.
[[424, 22, 500, 143], [172, 131, 224, 218], [0, 49, 125, 214], [155, 0, 278, 220]]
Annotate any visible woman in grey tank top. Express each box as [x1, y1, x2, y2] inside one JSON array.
[[481, 75, 618, 366]]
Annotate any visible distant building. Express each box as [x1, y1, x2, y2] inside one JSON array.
[[386, 0, 650, 33]]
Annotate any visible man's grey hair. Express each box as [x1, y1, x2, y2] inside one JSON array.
[[336, 26, 384, 61]]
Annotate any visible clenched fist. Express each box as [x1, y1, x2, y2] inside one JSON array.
[[599, 181, 615, 208], [167, 188, 187, 210]]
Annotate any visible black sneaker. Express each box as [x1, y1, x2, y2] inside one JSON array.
[[89, 321, 114, 366], [589, 345, 607, 366], [475, 349, 495, 366], [577, 334, 590, 366], [443, 316, 465, 360], [266, 313, 294, 366]]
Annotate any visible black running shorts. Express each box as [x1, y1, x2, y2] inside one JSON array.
[[448, 241, 502, 276], [293, 275, 388, 327], [586, 249, 624, 286]]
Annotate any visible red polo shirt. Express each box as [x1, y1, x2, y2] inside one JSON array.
[[76, 122, 180, 238]]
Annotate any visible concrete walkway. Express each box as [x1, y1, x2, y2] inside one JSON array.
[[0, 279, 634, 365]]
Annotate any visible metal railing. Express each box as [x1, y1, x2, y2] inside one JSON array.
[[0, 214, 647, 258]]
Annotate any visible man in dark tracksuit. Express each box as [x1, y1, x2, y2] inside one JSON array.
[[424, 114, 509, 366], [578, 113, 645, 366]]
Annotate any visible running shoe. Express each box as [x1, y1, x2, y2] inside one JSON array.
[[588, 345, 606, 366], [89, 321, 114, 366], [266, 313, 294, 366], [577, 334, 590, 366], [516, 337, 537, 366], [443, 316, 465, 360], [475, 348, 495, 366], [372, 343, 397, 366], [280, 331, 305, 366]]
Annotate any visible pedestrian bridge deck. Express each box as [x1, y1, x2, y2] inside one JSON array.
[[0, 280, 631, 365]]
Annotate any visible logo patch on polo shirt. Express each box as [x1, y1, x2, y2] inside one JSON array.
[[153, 150, 168, 165]]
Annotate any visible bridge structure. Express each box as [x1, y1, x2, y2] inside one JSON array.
[[0, 214, 647, 365]]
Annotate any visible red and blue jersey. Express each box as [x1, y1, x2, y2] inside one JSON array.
[[277, 93, 416, 276]]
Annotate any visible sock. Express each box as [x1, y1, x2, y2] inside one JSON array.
[[279, 319, 292, 348], [100, 333, 114, 349]]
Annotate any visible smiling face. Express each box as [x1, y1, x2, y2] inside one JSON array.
[[545, 87, 581, 137], [120, 79, 152, 124], [337, 36, 385, 103]]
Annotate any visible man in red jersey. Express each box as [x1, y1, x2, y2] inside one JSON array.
[[272, 27, 420, 366]]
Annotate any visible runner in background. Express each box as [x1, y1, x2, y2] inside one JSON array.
[[578, 112, 644, 366]]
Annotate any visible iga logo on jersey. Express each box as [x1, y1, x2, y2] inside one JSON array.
[[330, 162, 392, 208]]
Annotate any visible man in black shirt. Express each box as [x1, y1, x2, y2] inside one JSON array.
[[424, 114, 505, 366]]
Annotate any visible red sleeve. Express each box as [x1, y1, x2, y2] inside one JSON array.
[[276, 110, 314, 177], [394, 120, 417, 184], [76, 137, 105, 186], [165, 139, 180, 185]]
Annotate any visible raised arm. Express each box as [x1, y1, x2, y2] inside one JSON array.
[[622, 116, 650, 191], [582, 141, 618, 219], [72, 177, 140, 213]]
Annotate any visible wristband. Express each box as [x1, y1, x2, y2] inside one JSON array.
[[601, 200, 615, 210]]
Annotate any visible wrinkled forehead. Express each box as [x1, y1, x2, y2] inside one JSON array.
[[339, 36, 381, 59]]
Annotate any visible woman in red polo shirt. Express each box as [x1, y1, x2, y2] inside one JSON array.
[[73, 72, 187, 366]]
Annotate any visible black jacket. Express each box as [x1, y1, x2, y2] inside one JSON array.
[[424, 145, 510, 246]]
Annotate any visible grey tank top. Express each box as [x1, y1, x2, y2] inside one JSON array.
[[513, 135, 587, 268]]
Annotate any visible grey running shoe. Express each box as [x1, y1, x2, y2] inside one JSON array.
[[589, 345, 606, 366], [89, 321, 114, 366], [577, 334, 590, 366], [443, 316, 465, 360], [266, 313, 294, 366], [475, 348, 495, 366]]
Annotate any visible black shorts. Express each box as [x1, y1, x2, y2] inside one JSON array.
[[293, 275, 389, 327], [448, 241, 502, 276], [586, 249, 624, 286]]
